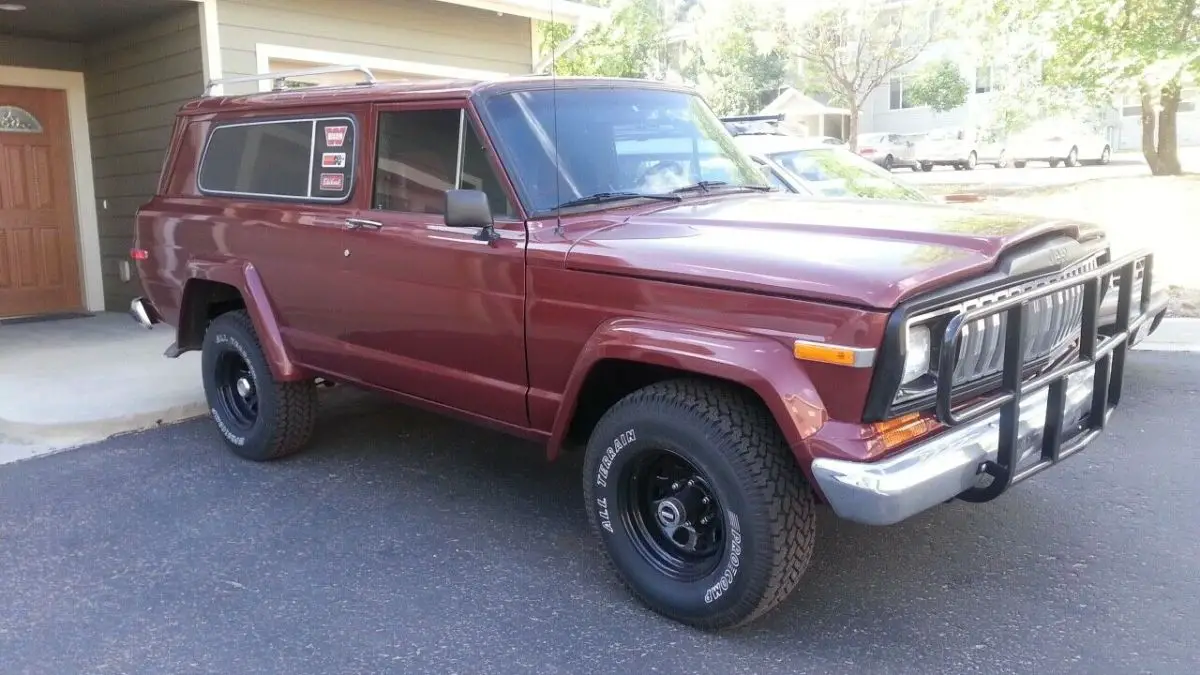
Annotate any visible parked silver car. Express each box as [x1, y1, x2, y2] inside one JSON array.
[[855, 132, 922, 171]]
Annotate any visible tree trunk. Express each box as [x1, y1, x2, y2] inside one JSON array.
[[847, 107, 860, 152], [1155, 77, 1183, 176], [1138, 79, 1161, 174]]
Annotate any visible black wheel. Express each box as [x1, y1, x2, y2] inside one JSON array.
[[921, 163, 933, 172], [965, 151, 977, 170], [1049, 158, 1061, 168], [1065, 146, 1079, 167], [582, 379, 816, 630], [201, 310, 317, 461], [883, 154, 894, 170], [1014, 161, 1027, 169], [1099, 145, 1111, 165]]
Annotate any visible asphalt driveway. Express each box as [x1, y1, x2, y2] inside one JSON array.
[[2, 352, 1197, 674]]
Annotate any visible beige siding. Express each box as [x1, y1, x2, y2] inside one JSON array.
[[83, 6, 205, 310], [218, 0, 532, 88], [0, 35, 84, 71]]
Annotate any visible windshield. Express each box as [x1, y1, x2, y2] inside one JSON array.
[[479, 86, 770, 214], [767, 147, 931, 202]]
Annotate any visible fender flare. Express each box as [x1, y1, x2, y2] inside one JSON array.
[[547, 318, 828, 469], [182, 259, 305, 382]]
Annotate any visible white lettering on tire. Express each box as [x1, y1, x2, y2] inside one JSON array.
[[211, 331, 255, 446], [704, 510, 742, 604], [595, 428, 636, 489], [593, 428, 637, 536]]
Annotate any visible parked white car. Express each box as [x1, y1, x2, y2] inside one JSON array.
[[732, 133, 932, 201], [855, 132, 922, 171], [1008, 121, 1113, 167], [913, 126, 1008, 171]]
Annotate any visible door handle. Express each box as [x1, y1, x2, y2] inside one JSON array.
[[345, 218, 383, 231]]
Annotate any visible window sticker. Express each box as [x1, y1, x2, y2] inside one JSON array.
[[322, 152, 346, 168], [324, 125, 348, 147], [319, 172, 345, 191]]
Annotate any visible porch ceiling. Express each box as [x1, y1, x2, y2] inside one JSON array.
[[0, 0, 198, 42]]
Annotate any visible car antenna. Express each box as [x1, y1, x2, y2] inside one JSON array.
[[550, 1, 563, 236]]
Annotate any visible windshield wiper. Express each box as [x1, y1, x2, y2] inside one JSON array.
[[670, 181, 772, 194], [554, 191, 682, 209]]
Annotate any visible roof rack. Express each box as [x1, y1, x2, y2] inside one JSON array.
[[718, 114, 785, 124], [203, 65, 377, 96]]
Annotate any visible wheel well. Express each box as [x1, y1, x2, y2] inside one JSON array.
[[177, 279, 246, 351], [564, 359, 771, 448]]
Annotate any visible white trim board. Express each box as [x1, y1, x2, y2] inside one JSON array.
[[0, 66, 104, 314], [254, 44, 514, 92]]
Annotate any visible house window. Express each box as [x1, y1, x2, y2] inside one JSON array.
[[0, 105, 43, 133], [889, 78, 914, 109], [373, 109, 513, 217], [975, 66, 994, 94], [197, 116, 356, 202]]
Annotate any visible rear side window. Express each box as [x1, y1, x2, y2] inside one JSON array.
[[198, 116, 356, 202]]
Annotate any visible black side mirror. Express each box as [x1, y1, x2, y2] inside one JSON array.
[[445, 189, 492, 227], [445, 189, 500, 244]]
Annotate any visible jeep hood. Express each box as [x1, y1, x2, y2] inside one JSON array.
[[564, 193, 1105, 309]]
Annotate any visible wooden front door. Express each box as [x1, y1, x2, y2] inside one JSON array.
[[0, 86, 83, 318]]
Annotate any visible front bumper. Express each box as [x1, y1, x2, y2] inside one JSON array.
[[812, 249, 1155, 526], [812, 365, 1099, 525]]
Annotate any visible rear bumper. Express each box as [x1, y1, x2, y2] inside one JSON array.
[[129, 296, 161, 329], [812, 249, 1154, 526], [811, 365, 1098, 525]]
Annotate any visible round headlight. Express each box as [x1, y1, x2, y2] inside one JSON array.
[[902, 324, 932, 385]]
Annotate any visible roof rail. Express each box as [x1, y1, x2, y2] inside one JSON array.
[[203, 65, 377, 96], [718, 114, 785, 124]]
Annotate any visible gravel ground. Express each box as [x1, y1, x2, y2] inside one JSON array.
[[969, 174, 1200, 318]]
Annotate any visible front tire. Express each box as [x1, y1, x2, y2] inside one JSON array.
[[201, 310, 317, 461], [1065, 146, 1079, 167], [582, 379, 817, 630], [965, 151, 977, 170]]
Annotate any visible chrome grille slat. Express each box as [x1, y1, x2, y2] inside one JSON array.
[[949, 255, 1099, 386]]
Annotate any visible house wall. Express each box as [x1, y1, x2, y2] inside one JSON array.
[[0, 35, 84, 71], [216, 0, 534, 90], [83, 5, 206, 310]]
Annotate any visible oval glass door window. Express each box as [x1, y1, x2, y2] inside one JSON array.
[[0, 105, 43, 133]]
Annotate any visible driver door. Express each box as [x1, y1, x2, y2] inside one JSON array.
[[336, 103, 530, 426]]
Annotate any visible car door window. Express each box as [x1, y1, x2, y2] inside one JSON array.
[[372, 109, 514, 218]]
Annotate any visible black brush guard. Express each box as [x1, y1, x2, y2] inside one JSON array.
[[934, 249, 1155, 503]]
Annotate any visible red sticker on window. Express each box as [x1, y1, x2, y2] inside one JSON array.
[[324, 125, 348, 147], [319, 173, 344, 191]]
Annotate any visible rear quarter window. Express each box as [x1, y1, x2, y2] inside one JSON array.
[[197, 115, 356, 202]]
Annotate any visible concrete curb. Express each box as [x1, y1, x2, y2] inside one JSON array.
[[0, 402, 209, 452], [1132, 317, 1200, 353]]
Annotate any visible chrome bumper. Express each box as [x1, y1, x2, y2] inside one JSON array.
[[811, 366, 1098, 526], [129, 297, 159, 329]]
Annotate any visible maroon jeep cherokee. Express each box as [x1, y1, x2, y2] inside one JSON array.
[[130, 72, 1155, 630]]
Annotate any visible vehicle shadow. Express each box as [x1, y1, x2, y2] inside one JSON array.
[[295, 385, 1100, 646]]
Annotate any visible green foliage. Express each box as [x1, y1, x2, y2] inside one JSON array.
[[536, 0, 668, 78], [905, 59, 970, 111], [696, 0, 795, 115]]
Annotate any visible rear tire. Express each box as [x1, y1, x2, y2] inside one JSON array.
[[582, 379, 817, 630], [1065, 146, 1079, 167], [201, 310, 317, 461], [1014, 161, 1027, 169]]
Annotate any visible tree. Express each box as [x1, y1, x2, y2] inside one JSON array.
[[905, 58, 969, 111], [693, 0, 796, 115], [535, 0, 669, 78], [1041, 0, 1199, 175], [790, 0, 959, 150]]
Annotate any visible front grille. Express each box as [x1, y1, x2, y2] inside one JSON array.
[[951, 256, 1099, 384]]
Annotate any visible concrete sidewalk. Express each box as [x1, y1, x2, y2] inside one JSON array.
[[0, 312, 205, 464], [1, 310, 1198, 466]]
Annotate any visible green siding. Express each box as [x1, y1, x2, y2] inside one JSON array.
[[0, 35, 84, 71], [84, 6, 205, 311], [217, 0, 533, 89]]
